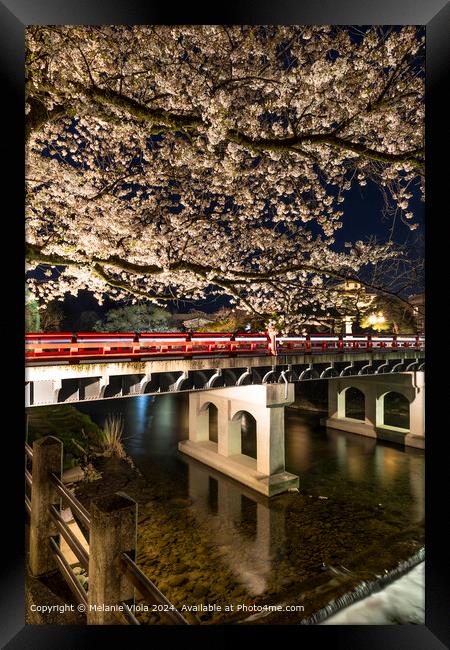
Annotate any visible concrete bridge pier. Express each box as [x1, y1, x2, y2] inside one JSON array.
[[179, 384, 299, 496], [322, 371, 425, 449]]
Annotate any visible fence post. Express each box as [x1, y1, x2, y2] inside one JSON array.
[[87, 492, 137, 625], [29, 436, 62, 576]]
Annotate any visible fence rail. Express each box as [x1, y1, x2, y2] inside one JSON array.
[[48, 503, 89, 571], [25, 437, 188, 625], [49, 536, 88, 607], [120, 552, 189, 625], [49, 472, 91, 529]]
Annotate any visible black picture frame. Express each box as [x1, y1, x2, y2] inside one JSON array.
[[2, 1, 449, 647]]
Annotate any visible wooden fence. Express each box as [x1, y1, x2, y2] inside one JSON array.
[[25, 436, 188, 625]]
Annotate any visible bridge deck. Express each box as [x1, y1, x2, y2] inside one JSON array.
[[25, 350, 423, 381], [25, 348, 425, 407]]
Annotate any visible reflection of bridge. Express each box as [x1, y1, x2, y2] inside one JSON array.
[[181, 441, 424, 598], [25, 333, 425, 497], [185, 457, 285, 596]]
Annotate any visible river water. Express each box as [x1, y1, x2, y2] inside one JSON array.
[[76, 393, 424, 624]]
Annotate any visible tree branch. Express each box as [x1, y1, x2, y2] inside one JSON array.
[[91, 263, 174, 301], [228, 129, 424, 170], [25, 96, 69, 143], [26, 242, 414, 312], [72, 82, 204, 132], [26, 80, 423, 171]]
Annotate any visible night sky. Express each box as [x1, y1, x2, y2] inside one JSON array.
[[335, 179, 424, 248]]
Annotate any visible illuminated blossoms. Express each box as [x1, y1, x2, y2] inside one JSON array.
[[25, 25, 424, 329]]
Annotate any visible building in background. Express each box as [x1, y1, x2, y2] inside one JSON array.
[[171, 310, 217, 331]]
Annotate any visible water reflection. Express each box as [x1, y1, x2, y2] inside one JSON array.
[[75, 394, 424, 618], [77, 395, 424, 528], [185, 458, 285, 596], [77, 393, 189, 470], [283, 410, 424, 526]]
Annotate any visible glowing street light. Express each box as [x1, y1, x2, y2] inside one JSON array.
[[367, 312, 386, 330]]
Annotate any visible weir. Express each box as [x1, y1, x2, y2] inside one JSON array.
[[178, 383, 299, 496]]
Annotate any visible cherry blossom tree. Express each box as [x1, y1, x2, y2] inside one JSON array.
[[25, 25, 424, 331]]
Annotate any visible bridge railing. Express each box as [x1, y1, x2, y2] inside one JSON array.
[[276, 334, 425, 354], [25, 332, 425, 362], [25, 437, 188, 625]]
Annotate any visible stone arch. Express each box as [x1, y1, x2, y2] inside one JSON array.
[[299, 365, 318, 380], [199, 396, 223, 415], [358, 362, 374, 375], [237, 368, 253, 386], [193, 397, 224, 447], [206, 370, 224, 388], [320, 365, 339, 379], [344, 386, 365, 420], [201, 402, 218, 442], [232, 410, 257, 460], [143, 375, 160, 394], [337, 384, 367, 420], [262, 368, 277, 383], [378, 390, 411, 430], [340, 362, 355, 377], [391, 361, 407, 373], [375, 361, 391, 374], [171, 372, 191, 392]]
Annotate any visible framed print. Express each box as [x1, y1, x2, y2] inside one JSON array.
[[1, 0, 449, 647]]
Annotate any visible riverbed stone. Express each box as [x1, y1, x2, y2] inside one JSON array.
[[172, 562, 189, 574], [167, 574, 188, 587], [192, 584, 209, 598]]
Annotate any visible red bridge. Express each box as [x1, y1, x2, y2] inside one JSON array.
[[26, 332, 425, 364]]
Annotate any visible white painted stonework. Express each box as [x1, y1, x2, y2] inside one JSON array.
[[179, 384, 299, 496], [322, 372, 424, 449]]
